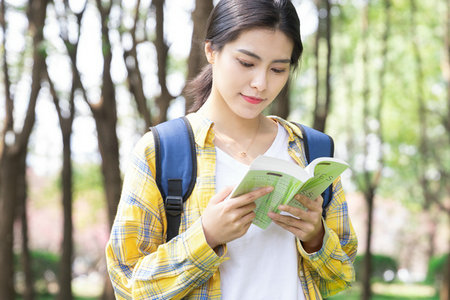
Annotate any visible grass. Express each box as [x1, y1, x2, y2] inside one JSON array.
[[18, 282, 439, 300], [328, 282, 438, 300], [17, 295, 97, 300]]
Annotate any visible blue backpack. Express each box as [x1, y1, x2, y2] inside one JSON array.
[[151, 116, 334, 242]]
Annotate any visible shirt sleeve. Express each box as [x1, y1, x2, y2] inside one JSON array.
[[296, 177, 358, 298], [105, 132, 227, 300]]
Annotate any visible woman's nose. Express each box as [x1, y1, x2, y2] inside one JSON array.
[[250, 71, 267, 92]]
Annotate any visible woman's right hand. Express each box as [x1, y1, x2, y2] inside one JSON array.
[[201, 186, 273, 249]]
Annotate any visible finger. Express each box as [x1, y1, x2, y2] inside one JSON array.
[[240, 210, 256, 227], [269, 213, 314, 237], [278, 204, 310, 220], [268, 211, 302, 227], [315, 195, 324, 207], [231, 186, 273, 207], [233, 201, 257, 216], [294, 194, 323, 211], [270, 210, 316, 231], [211, 185, 234, 204], [271, 217, 307, 238]]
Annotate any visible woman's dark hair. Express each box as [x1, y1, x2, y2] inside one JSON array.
[[186, 0, 303, 112]]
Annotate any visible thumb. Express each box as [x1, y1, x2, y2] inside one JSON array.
[[210, 186, 234, 204]]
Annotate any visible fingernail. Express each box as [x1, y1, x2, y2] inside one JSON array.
[[266, 186, 274, 192]]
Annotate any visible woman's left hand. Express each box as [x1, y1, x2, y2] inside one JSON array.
[[268, 194, 325, 253]]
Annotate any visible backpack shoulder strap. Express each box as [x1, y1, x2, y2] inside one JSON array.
[[292, 123, 334, 217], [151, 116, 197, 242]]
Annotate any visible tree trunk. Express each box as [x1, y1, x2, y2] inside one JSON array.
[[94, 47, 121, 300], [152, 0, 174, 123], [60, 2, 120, 298], [56, 125, 74, 300], [444, 0, 450, 136], [362, 188, 375, 300], [101, 276, 115, 300], [0, 0, 48, 298], [184, 0, 213, 112], [360, 0, 390, 297], [46, 64, 76, 300], [441, 243, 450, 300], [322, 0, 332, 131], [313, 0, 322, 127], [0, 155, 19, 300], [410, 0, 438, 263], [441, 0, 450, 298], [94, 2, 122, 299], [360, 1, 372, 299], [51, 4, 89, 298], [94, 114, 122, 227], [93, 0, 121, 230], [312, 0, 332, 132], [18, 150, 34, 300]]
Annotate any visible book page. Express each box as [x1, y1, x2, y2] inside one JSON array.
[[230, 169, 303, 229], [250, 155, 310, 182], [291, 159, 349, 202], [229, 155, 349, 230]]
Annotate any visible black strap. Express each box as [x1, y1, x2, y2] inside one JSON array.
[[165, 179, 184, 241]]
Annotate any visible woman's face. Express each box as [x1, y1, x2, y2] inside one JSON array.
[[206, 28, 294, 120]]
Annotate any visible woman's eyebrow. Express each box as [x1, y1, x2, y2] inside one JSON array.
[[237, 49, 291, 64]]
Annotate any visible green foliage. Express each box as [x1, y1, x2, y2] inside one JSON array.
[[72, 163, 107, 226], [425, 253, 449, 285], [354, 254, 398, 283], [72, 163, 104, 196], [167, 54, 188, 77], [14, 250, 59, 295], [40, 163, 104, 203], [16, 249, 59, 276], [35, 163, 106, 228]]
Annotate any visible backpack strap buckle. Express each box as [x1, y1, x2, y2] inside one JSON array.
[[165, 196, 183, 216]]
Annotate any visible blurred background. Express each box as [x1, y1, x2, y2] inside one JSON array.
[[0, 0, 448, 299]]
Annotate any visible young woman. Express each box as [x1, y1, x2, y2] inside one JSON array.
[[106, 0, 358, 299]]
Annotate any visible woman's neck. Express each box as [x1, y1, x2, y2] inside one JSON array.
[[198, 96, 278, 164], [198, 95, 260, 136]]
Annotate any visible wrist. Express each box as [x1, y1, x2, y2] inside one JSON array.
[[301, 225, 325, 253], [201, 217, 219, 250]]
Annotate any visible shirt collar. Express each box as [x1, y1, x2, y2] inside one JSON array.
[[184, 113, 304, 147], [268, 115, 304, 141], [185, 112, 215, 148]]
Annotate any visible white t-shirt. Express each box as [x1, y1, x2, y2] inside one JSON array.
[[216, 123, 305, 300]]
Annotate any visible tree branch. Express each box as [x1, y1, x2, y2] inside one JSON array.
[[15, 0, 49, 152], [122, 0, 152, 128], [0, 0, 14, 146], [55, 0, 91, 110]]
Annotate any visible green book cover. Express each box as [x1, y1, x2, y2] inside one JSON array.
[[230, 155, 349, 229]]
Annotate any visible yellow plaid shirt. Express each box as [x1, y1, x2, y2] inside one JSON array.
[[106, 112, 358, 299]]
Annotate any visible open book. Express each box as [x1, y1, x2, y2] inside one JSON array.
[[229, 155, 349, 229]]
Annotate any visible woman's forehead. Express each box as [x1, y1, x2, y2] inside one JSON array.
[[225, 28, 294, 60]]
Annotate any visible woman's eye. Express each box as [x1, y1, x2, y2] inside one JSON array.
[[238, 59, 253, 68], [272, 68, 286, 74]]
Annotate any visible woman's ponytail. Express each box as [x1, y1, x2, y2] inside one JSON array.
[[185, 64, 213, 113]]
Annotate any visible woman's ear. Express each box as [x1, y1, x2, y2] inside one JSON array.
[[205, 41, 215, 64]]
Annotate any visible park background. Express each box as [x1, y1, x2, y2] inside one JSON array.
[[0, 0, 448, 299]]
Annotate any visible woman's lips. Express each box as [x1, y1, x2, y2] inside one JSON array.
[[241, 94, 264, 104]]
